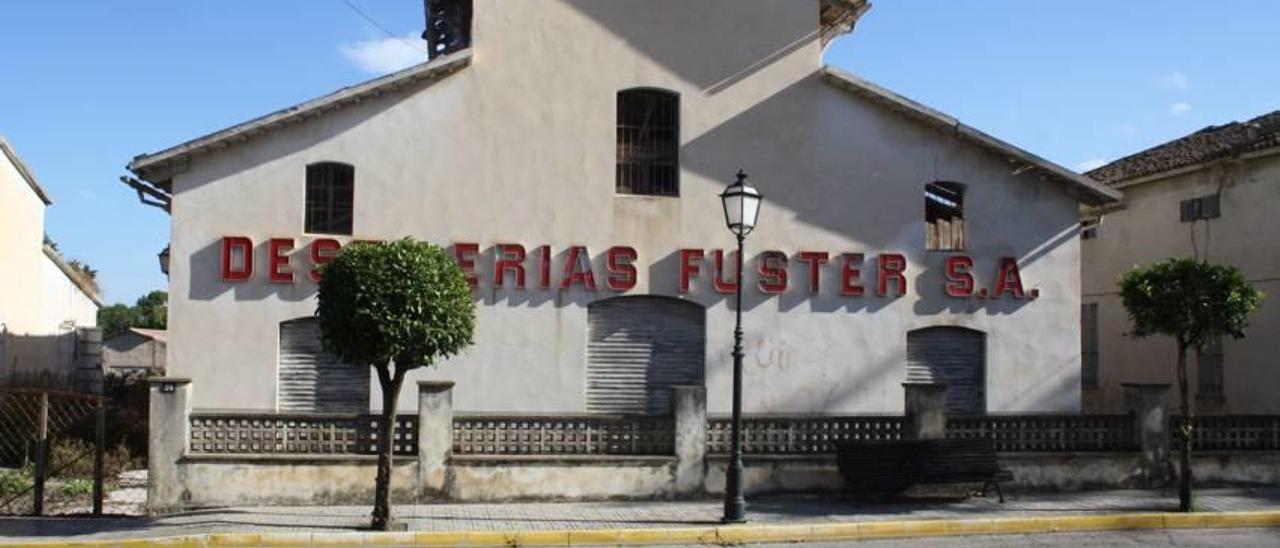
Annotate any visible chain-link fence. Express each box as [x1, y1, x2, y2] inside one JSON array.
[[0, 375, 148, 516]]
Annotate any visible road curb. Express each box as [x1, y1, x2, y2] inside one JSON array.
[[9, 510, 1280, 547]]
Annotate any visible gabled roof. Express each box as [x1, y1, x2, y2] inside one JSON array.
[[821, 67, 1122, 206], [128, 328, 168, 344], [0, 136, 53, 205], [1087, 110, 1280, 186], [128, 50, 472, 187], [42, 245, 103, 307]]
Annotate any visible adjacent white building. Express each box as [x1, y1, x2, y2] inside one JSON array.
[[126, 0, 1119, 419], [0, 137, 101, 380]]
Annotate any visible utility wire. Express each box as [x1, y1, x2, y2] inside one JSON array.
[[339, 0, 431, 55]]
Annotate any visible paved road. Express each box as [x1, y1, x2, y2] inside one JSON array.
[[739, 527, 1280, 547]]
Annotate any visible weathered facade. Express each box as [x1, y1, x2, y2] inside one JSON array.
[[128, 1, 1123, 507], [0, 137, 101, 380], [1083, 112, 1280, 414], [103, 328, 167, 375]]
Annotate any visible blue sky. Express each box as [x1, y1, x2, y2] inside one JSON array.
[[2, 1, 1277, 306]]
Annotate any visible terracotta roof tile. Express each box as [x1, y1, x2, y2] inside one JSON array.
[[1087, 110, 1280, 185]]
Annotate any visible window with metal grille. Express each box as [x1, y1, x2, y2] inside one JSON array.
[[1081, 303, 1100, 390], [424, 0, 472, 59], [617, 89, 679, 197], [925, 182, 966, 250], [305, 162, 354, 236], [1197, 336, 1224, 398], [1180, 194, 1221, 222]]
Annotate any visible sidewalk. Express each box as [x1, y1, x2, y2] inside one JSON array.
[[2, 488, 1279, 545]]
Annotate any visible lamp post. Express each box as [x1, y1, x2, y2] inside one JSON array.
[[719, 169, 762, 524]]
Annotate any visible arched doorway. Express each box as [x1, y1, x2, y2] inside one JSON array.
[[277, 317, 369, 413], [586, 296, 705, 415], [906, 326, 986, 415]]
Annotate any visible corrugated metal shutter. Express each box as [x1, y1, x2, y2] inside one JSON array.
[[906, 327, 985, 415], [278, 318, 369, 413], [587, 297, 705, 415]]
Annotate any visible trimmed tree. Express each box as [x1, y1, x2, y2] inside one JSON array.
[[1119, 258, 1263, 512], [316, 238, 475, 530]]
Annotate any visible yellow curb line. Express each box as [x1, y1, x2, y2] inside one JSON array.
[[8, 510, 1280, 547]]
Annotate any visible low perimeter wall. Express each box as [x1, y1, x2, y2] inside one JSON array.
[[148, 379, 1280, 511]]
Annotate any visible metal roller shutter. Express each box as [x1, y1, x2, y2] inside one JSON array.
[[906, 327, 986, 415], [587, 297, 705, 415], [278, 318, 369, 413]]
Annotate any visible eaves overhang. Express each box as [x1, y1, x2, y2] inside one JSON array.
[[821, 67, 1123, 206], [127, 49, 473, 188]]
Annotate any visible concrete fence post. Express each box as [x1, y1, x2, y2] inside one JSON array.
[[672, 385, 707, 496], [903, 383, 949, 439], [147, 377, 191, 514], [417, 381, 455, 500], [1123, 383, 1172, 487]]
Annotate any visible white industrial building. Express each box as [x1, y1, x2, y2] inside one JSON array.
[[127, 0, 1120, 423]]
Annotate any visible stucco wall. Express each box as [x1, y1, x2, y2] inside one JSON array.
[[165, 0, 1085, 415], [0, 144, 98, 377], [1083, 152, 1280, 414]]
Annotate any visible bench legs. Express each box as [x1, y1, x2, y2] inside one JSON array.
[[980, 480, 1006, 503]]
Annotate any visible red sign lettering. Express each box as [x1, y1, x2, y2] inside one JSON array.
[[944, 255, 975, 297], [757, 251, 788, 294], [605, 246, 638, 292], [877, 253, 907, 297], [220, 236, 254, 282], [494, 244, 527, 289], [679, 249, 703, 293]]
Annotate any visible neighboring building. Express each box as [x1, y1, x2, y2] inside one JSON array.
[[126, 0, 1118, 421], [0, 137, 102, 381], [1083, 111, 1280, 414], [103, 328, 167, 376]]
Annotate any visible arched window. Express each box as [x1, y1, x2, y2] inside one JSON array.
[[925, 181, 965, 250], [305, 162, 354, 235], [587, 296, 705, 415], [617, 89, 680, 197], [906, 326, 986, 415]]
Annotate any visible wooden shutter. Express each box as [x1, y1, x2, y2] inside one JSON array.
[[587, 297, 705, 415], [906, 327, 986, 415], [278, 318, 369, 413]]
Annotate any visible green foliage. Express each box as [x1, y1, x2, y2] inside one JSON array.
[[97, 291, 168, 337], [317, 239, 475, 369], [0, 468, 31, 496], [1120, 258, 1264, 350], [58, 478, 93, 498], [49, 439, 139, 480]]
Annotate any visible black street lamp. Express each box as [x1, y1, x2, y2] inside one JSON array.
[[719, 169, 763, 524]]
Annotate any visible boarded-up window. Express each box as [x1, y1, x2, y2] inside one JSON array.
[[617, 89, 679, 197], [278, 318, 369, 413], [587, 297, 704, 415], [925, 182, 966, 250], [1081, 303, 1100, 390], [1197, 337, 1224, 398], [305, 162, 354, 235], [906, 326, 985, 415]]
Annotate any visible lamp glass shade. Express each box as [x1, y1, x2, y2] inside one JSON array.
[[720, 172, 763, 236]]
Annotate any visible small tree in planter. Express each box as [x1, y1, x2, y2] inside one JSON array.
[[1119, 257, 1262, 512], [317, 238, 475, 530]]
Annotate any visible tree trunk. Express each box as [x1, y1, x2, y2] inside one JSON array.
[[371, 363, 407, 530], [1176, 339, 1194, 512]]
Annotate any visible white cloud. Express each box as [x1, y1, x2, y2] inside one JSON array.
[[1075, 159, 1108, 172], [1170, 102, 1192, 116], [1159, 71, 1190, 91], [339, 34, 426, 74]]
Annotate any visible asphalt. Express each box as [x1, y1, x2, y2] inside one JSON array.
[[2, 487, 1279, 546]]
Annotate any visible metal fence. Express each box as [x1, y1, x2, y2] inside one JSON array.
[[0, 386, 146, 516], [188, 413, 418, 456], [453, 415, 675, 456], [706, 415, 908, 455], [946, 414, 1137, 452], [1170, 415, 1280, 451]]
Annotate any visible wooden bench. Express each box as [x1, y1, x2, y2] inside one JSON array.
[[834, 438, 1013, 502]]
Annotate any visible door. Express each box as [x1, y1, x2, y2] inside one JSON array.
[[586, 296, 705, 415], [278, 318, 370, 413], [906, 326, 986, 415]]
